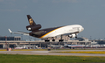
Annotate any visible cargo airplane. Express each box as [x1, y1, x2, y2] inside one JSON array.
[[8, 15, 84, 42]]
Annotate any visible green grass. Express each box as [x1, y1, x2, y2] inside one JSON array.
[[12, 49, 48, 51], [0, 54, 105, 63], [0, 49, 48, 51]]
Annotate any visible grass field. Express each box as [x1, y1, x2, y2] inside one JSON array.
[[0, 49, 48, 51], [0, 54, 105, 63]]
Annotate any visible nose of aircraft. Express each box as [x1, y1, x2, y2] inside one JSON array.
[[79, 26, 84, 32], [81, 27, 84, 31]]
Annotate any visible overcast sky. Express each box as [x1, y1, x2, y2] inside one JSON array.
[[0, 0, 105, 40]]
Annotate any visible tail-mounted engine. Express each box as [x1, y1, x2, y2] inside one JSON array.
[[26, 24, 41, 31]]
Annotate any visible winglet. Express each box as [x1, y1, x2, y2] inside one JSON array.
[[8, 29, 12, 33]]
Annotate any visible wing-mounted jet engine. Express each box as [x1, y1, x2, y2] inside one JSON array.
[[68, 34, 78, 38]]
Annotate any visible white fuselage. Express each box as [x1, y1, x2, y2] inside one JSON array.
[[42, 24, 84, 38]]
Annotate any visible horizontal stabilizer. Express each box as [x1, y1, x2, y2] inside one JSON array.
[[8, 29, 12, 33], [8, 29, 29, 36]]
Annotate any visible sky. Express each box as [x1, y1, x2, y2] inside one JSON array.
[[0, 0, 105, 40]]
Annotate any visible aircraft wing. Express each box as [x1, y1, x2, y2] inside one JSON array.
[[8, 29, 29, 36]]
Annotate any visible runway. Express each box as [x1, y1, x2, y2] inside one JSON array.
[[0, 50, 105, 56]]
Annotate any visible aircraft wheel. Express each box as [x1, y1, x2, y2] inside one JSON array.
[[52, 39, 55, 42], [70, 47, 71, 49], [45, 40, 50, 42], [75, 36, 77, 38], [59, 39, 64, 42]]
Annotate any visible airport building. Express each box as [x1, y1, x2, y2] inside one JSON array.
[[0, 36, 92, 49], [0, 36, 21, 41]]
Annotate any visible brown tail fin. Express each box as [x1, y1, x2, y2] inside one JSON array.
[[27, 15, 36, 26]]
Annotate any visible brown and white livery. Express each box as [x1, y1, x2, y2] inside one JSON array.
[[8, 15, 84, 42]]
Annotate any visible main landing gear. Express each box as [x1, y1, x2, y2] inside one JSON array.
[[59, 39, 64, 42], [45, 38, 50, 42], [45, 39, 63, 42], [59, 35, 64, 42], [52, 39, 55, 42], [45, 35, 64, 42], [45, 39, 55, 42]]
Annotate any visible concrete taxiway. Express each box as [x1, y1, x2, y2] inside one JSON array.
[[0, 50, 105, 56]]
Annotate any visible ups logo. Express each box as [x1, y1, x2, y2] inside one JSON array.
[[29, 18, 33, 25]]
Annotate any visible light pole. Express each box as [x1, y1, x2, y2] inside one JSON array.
[[5, 36, 8, 51]]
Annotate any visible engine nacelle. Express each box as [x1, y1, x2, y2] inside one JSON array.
[[26, 24, 41, 31], [69, 34, 76, 38]]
